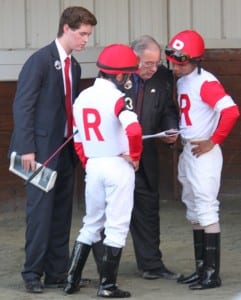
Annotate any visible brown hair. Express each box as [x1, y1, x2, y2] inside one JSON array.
[[57, 6, 97, 37]]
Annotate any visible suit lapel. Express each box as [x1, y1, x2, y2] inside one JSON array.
[[49, 42, 65, 105], [71, 58, 78, 104]]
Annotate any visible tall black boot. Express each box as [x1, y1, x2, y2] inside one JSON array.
[[97, 245, 131, 298], [178, 229, 204, 284], [92, 231, 105, 274], [189, 232, 221, 290], [63, 241, 91, 294], [92, 240, 105, 275]]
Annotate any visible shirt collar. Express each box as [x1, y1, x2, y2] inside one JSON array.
[[55, 38, 71, 63]]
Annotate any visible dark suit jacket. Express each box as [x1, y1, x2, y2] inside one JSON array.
[[9, 41, 81, 169], [124, 65, 179, 191]]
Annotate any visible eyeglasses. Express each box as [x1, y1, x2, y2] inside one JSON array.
[[140, 61, 160, 68], [165, 47, 190, 63]]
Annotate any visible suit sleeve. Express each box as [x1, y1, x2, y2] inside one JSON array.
[[12, 54, 46, 154], [158, 69, 179, 130]]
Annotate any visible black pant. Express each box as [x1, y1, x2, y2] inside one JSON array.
[[22, 143, 75, 281], [130, 170, 163, 271]]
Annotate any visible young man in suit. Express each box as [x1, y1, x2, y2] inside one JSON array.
[[9, 6, 97, 293]]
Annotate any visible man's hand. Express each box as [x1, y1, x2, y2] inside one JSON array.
[[131, 160, 140, 172], [191, 139, 215, 157], [21, 153, 36, 173], [120, 154, 140, 171], [161, 128, 179, 144], [162, 135, 178, 144]]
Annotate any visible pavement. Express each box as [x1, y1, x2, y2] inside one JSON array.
[[0, 196, 240, 300]]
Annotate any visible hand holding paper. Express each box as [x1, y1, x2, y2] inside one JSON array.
[[9, 152, 57, 192], [142, 129, 181, 140]]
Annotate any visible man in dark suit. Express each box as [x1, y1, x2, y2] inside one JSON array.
[[125, 35, 180, 280], [9, 6, 97, 293]]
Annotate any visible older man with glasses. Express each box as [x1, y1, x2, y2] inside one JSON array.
[[127, 35, 182, 280]]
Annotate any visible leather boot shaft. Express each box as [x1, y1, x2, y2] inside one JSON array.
[[63, 241, 91, 294], [178, 229, 204, 284], [97, 245, 131, 298], [92, 233, 105, 274], [189, 232, 221, 290]]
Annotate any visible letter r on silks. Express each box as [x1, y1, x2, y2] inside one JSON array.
[[83, 108, 104, 141], [180, 94, 192, 126]]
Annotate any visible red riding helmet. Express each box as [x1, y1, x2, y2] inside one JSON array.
[[96, 44, 139, 74], [165, 30, 205, 64]]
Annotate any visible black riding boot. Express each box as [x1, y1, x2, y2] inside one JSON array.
[[178, 229, 204, 284], [97, 245, 131, 298], [189, 232, 221, 290], [92, 232, 105, 274], [63, 241, 91, 294]]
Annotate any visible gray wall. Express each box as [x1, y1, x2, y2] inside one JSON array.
[[0, 0, 241, 80]]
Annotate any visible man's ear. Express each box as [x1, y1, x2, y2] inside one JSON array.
[[115, 73, 124, 82], [63, 24, 70, 33]]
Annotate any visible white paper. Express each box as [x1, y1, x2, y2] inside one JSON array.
[[142, 129, 181, 140], [9, 152, 57, 192]]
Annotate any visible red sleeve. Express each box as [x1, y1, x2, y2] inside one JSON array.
[[211, 105, 240, 144], [74, 141, 88, 168], [200, 81, 227, 107], [115, 97, 126, 116], [125, 122, 143, 161], [73, 116, 88, 168]]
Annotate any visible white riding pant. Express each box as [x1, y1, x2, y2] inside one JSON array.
[[178, 142, 223, 227], [77, 156, 135, 248]]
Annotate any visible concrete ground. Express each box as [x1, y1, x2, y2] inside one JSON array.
[[0, 196, 240, 300]]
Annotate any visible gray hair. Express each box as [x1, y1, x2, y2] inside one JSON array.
[[131, 35, 161, 56]]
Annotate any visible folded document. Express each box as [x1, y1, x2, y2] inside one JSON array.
[[142, 129, 181, 140], [9, 152, 57, 192]]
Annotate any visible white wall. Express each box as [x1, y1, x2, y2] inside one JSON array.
[[0, 0, 240, 80]]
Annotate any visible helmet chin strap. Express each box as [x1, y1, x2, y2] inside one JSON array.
[[110, 74, 129, 91], [97, 72, 130, 92], [196, 61, 202, 74], [190, 59, 202, 74]]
